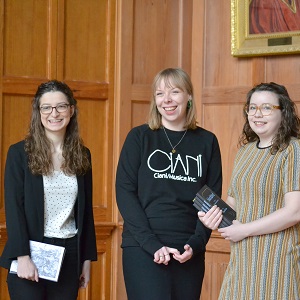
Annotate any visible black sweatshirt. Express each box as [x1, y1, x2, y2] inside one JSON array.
[[116, 124, 222, 256]]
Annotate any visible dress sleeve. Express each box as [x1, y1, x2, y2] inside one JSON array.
[[283, 140, 300, 193], [115, 128, 163, 255]]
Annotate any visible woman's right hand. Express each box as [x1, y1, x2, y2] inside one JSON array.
[[153, 246, 180, 265], [198, 205, 223, 230], [17, 255, 39, 282]]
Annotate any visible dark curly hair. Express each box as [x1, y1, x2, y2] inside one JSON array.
[[239, 82, 300, 154], [24, 80, 91, 175]]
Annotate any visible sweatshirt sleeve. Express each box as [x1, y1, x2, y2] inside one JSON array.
[[186, 134, 222, 254], [115, 128, 164, 255]]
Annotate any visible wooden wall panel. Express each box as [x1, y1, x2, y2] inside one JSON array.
[[1, 0, 300, 299], [132, 0, 192, 84], [204, 0, 253, 87], [265, 55, 300, 85], [78, 99, 111, 213], [0, 95, 32, 220], [3, 0, 48, 77], [114, 227, 127, 300], [202, 104, 244, 191], [63, 0, 107, 81], [201, 232, 230, 300], [131, 101, 150, 127], [0, 235, 9, 299]]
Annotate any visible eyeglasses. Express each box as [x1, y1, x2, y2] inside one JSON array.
[[244, 103, 281, 116], [40, 104, 70, 114]]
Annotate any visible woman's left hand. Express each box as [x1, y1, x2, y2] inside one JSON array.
[[79, 260, 91, 288], [172, 244, 193, 263], [218, 220, 247, 242]]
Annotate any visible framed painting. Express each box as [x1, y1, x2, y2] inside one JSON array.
[[231, 0, 300, 57]]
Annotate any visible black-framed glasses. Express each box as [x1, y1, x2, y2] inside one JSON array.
[[244, 103, 281, 116], [40, 104, 70, 114]]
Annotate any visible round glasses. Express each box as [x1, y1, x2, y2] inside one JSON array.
[[40, 104, 70, 114], [244, 103, 281, 116]]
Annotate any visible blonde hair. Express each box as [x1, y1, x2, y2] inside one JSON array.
[[148, 68, 197, 130]]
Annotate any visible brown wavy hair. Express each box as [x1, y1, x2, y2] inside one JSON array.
[[239, 82, 300, 154], [148, 68, 197, 130], [24, 80, 91, 175]]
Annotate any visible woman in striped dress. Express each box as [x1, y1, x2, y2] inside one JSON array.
[[198, 82, 300, 300]]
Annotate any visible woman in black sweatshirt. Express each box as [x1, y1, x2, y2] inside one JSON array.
[[116, 68, 222, 300]]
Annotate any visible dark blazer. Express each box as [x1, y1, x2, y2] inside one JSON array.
[[0, 141, 97, 273]]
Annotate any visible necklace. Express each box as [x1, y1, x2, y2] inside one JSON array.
[[162, 126, 187, 153]]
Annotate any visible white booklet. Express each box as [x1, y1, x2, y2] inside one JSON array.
[[10, 240, 65, 282]]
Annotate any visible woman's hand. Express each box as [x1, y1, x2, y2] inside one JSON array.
[[17, 255, 39, 282], [153, 246, 180, 265], [79, 260, 91, 288], [172, 244, 193, 263], [218, 220, 246, 242], [198, 205, 223, 230]]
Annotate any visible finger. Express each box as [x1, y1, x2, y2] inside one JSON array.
[[154, 254, 165, 263], [34, 269, 39, 282], [198, 206, 218, 221], [172, 254, 187, 264], [81, 278, 88, 288], [167, 247, 180, 255], [205, 205, 220, 217], [154, 249, 163, 261], [203, 210, 223, 230], [153, 255, 160, 262], [212, 214, 223, 230], [172, 255, 181, 262], [208, 206, 222, 218], [155, 255, 166, 264], [163, 253, 170, 260], [157, 250, 172, 264], [184, 244, 191, 251], [220, 231, 230, 240]]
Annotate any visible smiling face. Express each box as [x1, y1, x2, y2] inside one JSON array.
[[248, 91, 282, 146], [39, 91, 74, 138], [155, 79, 190, 130]]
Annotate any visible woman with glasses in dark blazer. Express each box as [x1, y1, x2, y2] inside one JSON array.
[[0, 80, 97, 300]]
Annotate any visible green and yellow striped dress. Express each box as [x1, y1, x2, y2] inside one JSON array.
[[219, 139, 300, 300]]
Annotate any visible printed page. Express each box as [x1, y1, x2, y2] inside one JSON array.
[[10, 240, 65, 282]]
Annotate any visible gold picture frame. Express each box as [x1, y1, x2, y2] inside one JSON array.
[[231, 0, 300, 57]]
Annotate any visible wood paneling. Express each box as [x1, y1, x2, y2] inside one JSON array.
[[132, 0, 192, 84], [1, 0, 300, 299], [203, 103, 244, 193], [201, 232, 230, 300], [62, 0, 108, 81], [3, 0, 48, 77]]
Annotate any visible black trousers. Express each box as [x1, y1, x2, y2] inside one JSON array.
[[7, 235, 79, 300], [122, 246, 205, 300]]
